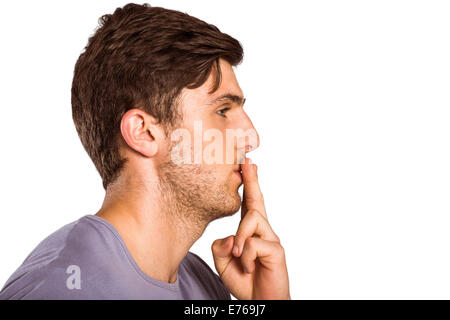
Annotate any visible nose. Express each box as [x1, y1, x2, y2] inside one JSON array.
[[241, 111, 260, 155]]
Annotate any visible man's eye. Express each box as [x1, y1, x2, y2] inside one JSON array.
[[216, 107, 231, 117]]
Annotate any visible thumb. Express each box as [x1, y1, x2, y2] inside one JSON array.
[[211, 235, 234, 277]]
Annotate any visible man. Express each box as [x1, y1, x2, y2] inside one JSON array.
[[0, 3, 290, 300]]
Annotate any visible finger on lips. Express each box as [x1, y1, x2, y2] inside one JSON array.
[[241, 158, 267, 219], [235, 159, 282, 275]]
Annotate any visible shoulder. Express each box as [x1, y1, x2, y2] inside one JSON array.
[[181, 251, 231, 300], [0, 215, 118, 300]]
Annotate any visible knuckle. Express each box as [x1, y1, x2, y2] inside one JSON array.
[[247, 209, 262, 220], [275, 242, 285, 257], [245, 237, 257, 250], [211, 239, 220, 250], [246, 198, 259, 207], [212, 237, 229, 252], [246, 195, 261, 206]]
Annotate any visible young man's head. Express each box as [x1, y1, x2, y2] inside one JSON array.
[[72, 3, 259, 224]]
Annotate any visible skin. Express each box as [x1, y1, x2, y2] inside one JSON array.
[[95, 58, 290, 299], [212, 158, 291, 299]]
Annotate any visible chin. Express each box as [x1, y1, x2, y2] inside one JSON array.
[[208, 190, 241, 222], [222, 190, 242, 216]]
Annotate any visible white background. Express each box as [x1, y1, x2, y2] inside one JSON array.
[[0, 0, 449, 299]]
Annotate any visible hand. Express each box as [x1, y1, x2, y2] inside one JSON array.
[[211, 158, 291, 300]]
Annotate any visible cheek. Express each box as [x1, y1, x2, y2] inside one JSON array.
[[192, 114, 249, 165]]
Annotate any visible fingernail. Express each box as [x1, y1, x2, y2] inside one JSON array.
[[233, 245, 239, 256]]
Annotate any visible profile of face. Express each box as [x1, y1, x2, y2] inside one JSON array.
[[157, 58, 260, 225]]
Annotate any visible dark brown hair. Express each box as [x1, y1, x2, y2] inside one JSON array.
[[71, 3, 243, 190]]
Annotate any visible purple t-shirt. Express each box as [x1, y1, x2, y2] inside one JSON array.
[[0, 215, 231, 300]]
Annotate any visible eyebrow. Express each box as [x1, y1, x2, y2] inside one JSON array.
[[209, 93, 246, 107]]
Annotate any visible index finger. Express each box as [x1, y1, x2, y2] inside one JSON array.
[[241, 157, 267, 219]]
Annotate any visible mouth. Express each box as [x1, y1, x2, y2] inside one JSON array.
[[233, 165, 243, 182]]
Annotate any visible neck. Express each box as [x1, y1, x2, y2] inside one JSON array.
[[95, 173, 208, 284]]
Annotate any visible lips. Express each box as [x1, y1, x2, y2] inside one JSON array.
[[232, 164, 242, 178], [233, 169, 243, 182]]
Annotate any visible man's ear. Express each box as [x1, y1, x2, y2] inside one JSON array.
[[120, 108, 163, 158]]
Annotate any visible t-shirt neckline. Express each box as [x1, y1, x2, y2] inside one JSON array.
[[83, 214, 181, 292]]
